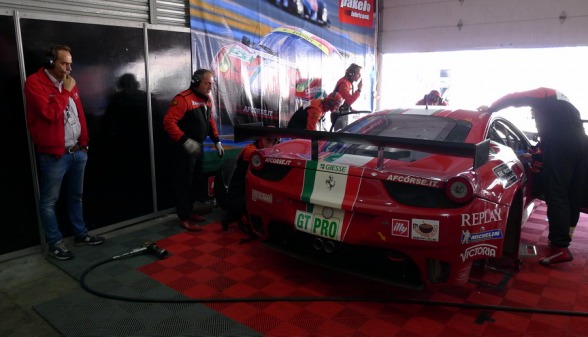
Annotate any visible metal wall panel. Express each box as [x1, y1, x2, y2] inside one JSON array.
[[0, 0, 150, 22], [155, 0, 189, 26], [0, 0, 189, 27]]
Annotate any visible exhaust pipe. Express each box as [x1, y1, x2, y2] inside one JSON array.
[[313, 238, 324, 250], [323, 240, 338, 254]]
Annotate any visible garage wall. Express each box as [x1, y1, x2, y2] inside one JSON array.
[[380, 0, 588, 53]]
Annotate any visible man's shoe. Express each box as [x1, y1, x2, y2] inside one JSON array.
[[48, 241, 74, 260], [75, 234, 105, 246], [180, 219, 202, 232], [540, 246, 573, 266], [189, 213, 206, 222]]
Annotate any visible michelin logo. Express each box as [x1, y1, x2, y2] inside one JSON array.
[[461, 229, 503, 244]]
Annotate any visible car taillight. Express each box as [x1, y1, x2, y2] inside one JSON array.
[[444, 176, 474, 204], [250, 151, 264, 170]]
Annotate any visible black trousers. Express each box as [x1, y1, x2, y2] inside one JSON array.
[[542, 135, 588, 247], [172, 146, 205, 221]]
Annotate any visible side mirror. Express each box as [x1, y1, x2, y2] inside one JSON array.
[[241, 36, 251, 46]]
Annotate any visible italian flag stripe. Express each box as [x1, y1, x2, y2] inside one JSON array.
[[301, 161, 318, 204]]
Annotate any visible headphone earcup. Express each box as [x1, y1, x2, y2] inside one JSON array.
[[44, 47, 56, 69], [191, 71, 202, 87]]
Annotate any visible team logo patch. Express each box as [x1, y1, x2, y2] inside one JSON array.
[[391, 219, 410, 237]]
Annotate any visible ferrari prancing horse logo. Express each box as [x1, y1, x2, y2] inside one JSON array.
[[326, 175, 336, 190]]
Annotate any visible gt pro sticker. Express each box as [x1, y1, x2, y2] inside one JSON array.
[[411, 219, 439, 241], [295, 207, 344, 241]]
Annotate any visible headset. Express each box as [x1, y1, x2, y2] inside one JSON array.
[[191, 69, 210, 88], [44, 46, 57, 69]]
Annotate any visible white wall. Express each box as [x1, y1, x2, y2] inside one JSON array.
[[381, 0, 588, 53]]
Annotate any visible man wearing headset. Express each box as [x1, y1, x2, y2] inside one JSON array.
[[163, 69, 224, 231], [24, 45, 105, 260], [334, 63, 363, 112]]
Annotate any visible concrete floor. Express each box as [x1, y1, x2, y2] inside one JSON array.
[[0, 251, 77, 337], [0, 215, 173, 337]]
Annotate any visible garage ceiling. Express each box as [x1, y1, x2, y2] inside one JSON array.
[[380, 0, 588, 53]]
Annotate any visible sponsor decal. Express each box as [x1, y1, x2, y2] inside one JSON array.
[[251, 189, 272, 204], [411, 219, 439, 242], [493, 163, 517, 188], [391, 219, 409, 237], [461, 229, 503, 244], [387, 174, 440, 188], [323, 153, 374, 167], [461, 208, 502, 227], [266, 158, 291, 165], [243, 105, 273, 117], [339, 0, 374, 27], [171, 100, 178, 106], [460, 244, 497, 262], [295, 210, 342, 240], [318, 162, 349, 174]]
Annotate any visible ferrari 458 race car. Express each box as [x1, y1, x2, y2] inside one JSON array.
[[234, 108, 545, 288], [213, 25, 343, 127]]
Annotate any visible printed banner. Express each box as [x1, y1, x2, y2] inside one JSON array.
[[190, 0, 376, 135]]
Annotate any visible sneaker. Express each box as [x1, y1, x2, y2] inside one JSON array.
[[540, 246, 573, 266], [48, 241, 74, 260], [180, 219, 202, 232], [74, 234, 105, 246]]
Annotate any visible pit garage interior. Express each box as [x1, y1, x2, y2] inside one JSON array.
[[1, 0, 588, 336]]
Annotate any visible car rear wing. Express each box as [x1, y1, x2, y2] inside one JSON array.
[[234, 124, 490, 170]]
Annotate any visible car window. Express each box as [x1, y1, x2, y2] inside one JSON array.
[[326, 114, 472, 161], [344, 114, 471, 142], [488, 120, 528, 153]]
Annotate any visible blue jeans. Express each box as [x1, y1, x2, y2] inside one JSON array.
[[37, 150, 88, 245]]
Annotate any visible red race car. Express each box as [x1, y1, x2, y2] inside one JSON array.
[[213, 25, 343, 127], [234, 108, 550, 288]]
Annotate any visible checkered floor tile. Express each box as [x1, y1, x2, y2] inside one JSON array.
[[139, 201, 588, 337]]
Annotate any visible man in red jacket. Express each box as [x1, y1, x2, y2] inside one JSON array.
[[24, 45, 104, 260], [287, 92, 344, 130], [163, 69, 224, 231], [482, 88, 588, 265]]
